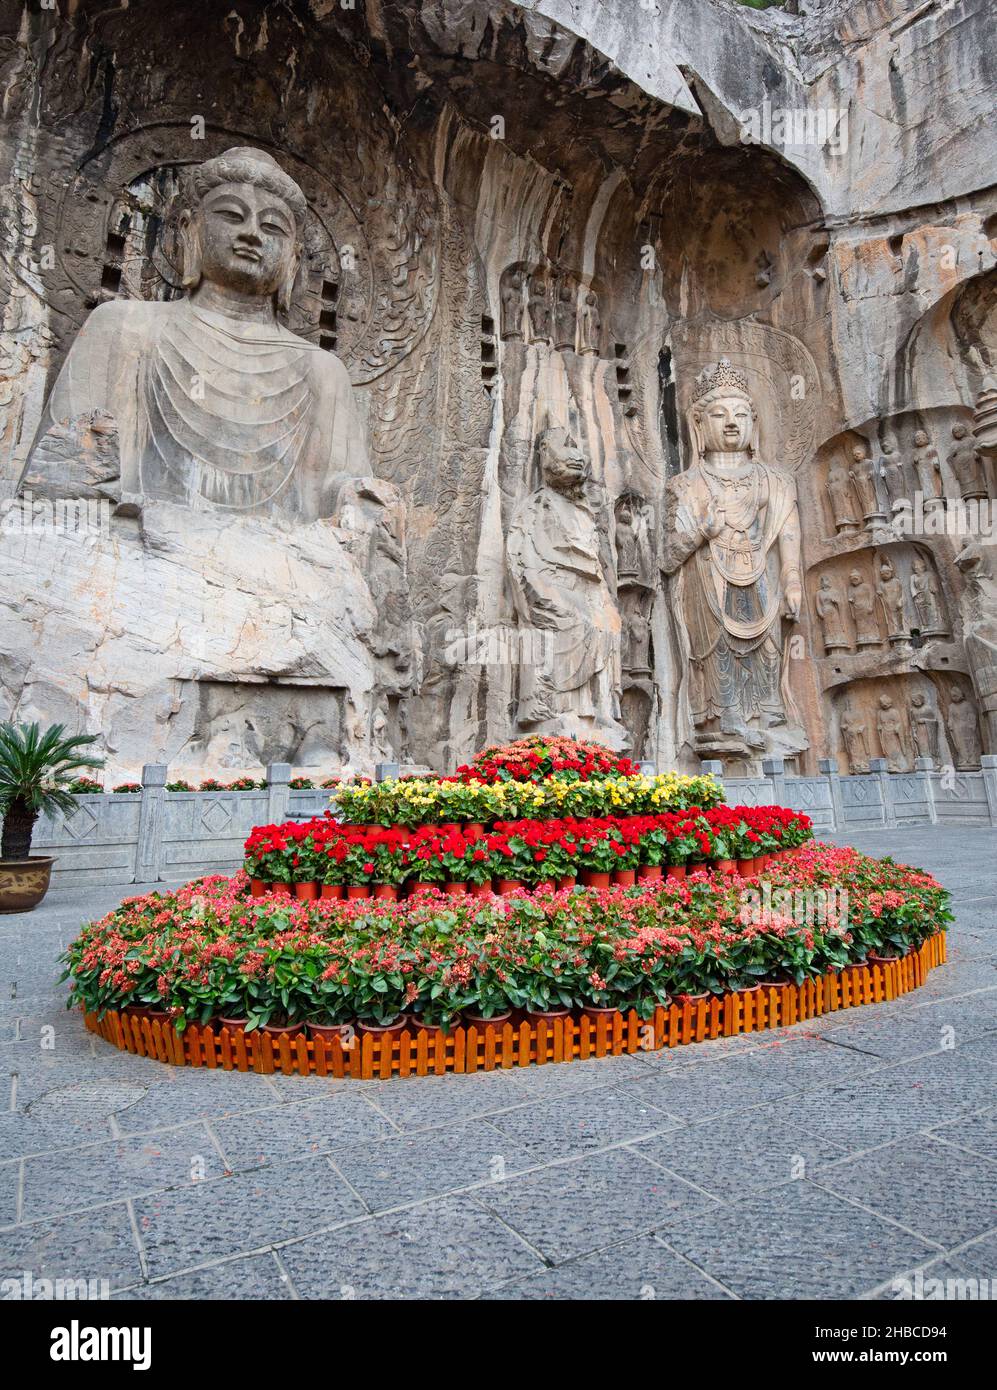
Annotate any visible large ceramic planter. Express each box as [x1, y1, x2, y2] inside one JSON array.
[[0, 856, 56, 914], [579, 870, 611, 890]]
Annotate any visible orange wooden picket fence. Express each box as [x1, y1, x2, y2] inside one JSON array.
[[84, 931, 946, 1080]]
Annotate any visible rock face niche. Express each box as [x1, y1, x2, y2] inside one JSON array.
[[0, 0, 995, 778]]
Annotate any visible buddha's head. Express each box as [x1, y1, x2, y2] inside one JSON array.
[[913, 429, 929, 448], [539, 427, 587, 495], [952, 423, 968, 440], [178, 147, 307, 313], [688, 359, 757, 462]]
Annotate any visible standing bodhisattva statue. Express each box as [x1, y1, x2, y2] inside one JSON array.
[[507, 428, 625, 747], [662, 359, 804, 754], [22, 147, 368, 520]]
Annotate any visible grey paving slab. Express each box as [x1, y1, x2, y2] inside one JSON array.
[[212, 1094, 396, 1169], [928, 1107, 997, 1161], [485, 1234, 734, 1300], [816, 1136, 997, 1248], [500, 1053, 648, 1097], [661, 1181, 938, 1299], [0, 1161, 19, 1226], [281, 1193, 543, 1299], [631, 1112, 847, 1200], [0, 1204, 143, 1293], [133, 1156, 367, 1277], [114, 1070, 284, 1134], [114, 1253, 293, 1300], [20, 1124, 227, 1222], [0, 1106, 114, 1159], [476, 1146, 718, 1264], [328, 1118, 534, 1212], [487, 1086, 676, 1160], [359, 1068, 531, 1131], [627, 1051, 811, 1120]]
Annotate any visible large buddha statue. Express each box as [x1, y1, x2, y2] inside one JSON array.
[[21, 147, 368, 521], [662, 359, 804, 755]]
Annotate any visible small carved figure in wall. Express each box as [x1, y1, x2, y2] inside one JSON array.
[[879, 436, 907, 510], [849, 443, 886, 526], [500, 269, 525, 341], [947, 685, 982, 768], [912, 429, 943, 500], [578, 289, 600, 355], [826, 460, 861, 535], [840, 700, 871, 773], [814, 574, 850, 653], [876, 556, 908, 645], [615, 495, 640, 581], [847, 568, 883, 647], [528, 272, 551, 343], [909, 690, 940, 766], [553, 279, 577, 351], [506, 426, 625, 746], [622, 607, 653, 677], [909, 554, 948, 637], [876, 693, 909, 772], [947, 423, 988, 501]]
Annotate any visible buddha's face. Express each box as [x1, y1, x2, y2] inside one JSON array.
[[914, 430, 928, 447], [188, 180, 298, 298], [700, 393, 753, 452], [953, 424, 968, 440], [541, 436, 587, 492]]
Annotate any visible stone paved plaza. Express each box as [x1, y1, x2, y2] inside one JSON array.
[[1, 827, 994, 1301]]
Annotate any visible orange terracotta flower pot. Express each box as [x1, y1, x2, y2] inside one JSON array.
[[715, 859, 737, 876], [579, 870, 611, 890], [666, 864, 687, 881], [320, 884, 344, 899], [372, 884, 399, 901], [612, 869, 636, 888], [249, 878, 266, 897], [468, 881, 494, 899], [345, 884, 371, 900], [408, 881, 438, 898], [736, 859, 756, 880], [444, 881, 467, 897], [534, 879, 556, 893], [637, 865, 663, 882], [355, 1016, 409, 1037], [557, 875, 577, 890], [294, 881, 319, 900], [496, 878, 524, 895], [270, 882, 291, 898], [525, 1007, 571, 1025]]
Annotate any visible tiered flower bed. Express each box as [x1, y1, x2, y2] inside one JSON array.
[[63, 742, 951, 1077], [243, 805, 814, 898]]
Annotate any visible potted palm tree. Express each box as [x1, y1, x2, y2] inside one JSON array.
[[0, 721, 104, 913]]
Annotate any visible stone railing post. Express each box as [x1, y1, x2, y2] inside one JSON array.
[[637, 761, 656, 776], [868, 757, 896, 827], [913, 757, 938, 823], [266, 763, 292, 825], [980, 755, 997, 826], [699, 759, 725, 800], [375, 761, 400, 782], [135, 764, 167, 884], [761, 756, 786, 806], [818, 757, 843, 832]]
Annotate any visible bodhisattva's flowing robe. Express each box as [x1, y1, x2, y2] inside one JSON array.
[[506, 485, 621, 728], [663, 460, 800, 730]]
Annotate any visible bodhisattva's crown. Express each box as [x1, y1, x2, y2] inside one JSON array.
[[691, 358, 750, 403]]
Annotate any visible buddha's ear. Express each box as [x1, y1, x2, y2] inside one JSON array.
[[276, 245, 301, 318], [177, 209, 202, 291]]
